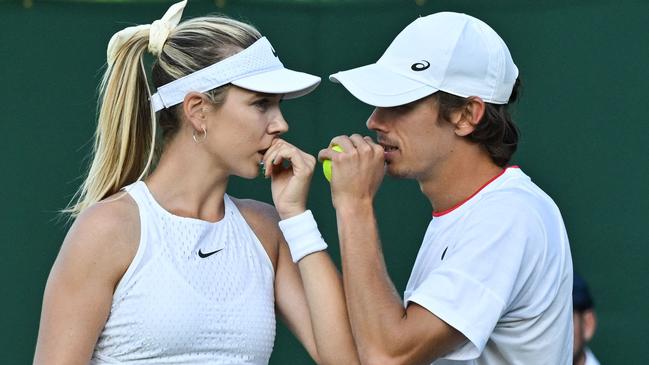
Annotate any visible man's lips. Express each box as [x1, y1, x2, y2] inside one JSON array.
[[377, 135, 398, 151], [379, 142, 399, 152]]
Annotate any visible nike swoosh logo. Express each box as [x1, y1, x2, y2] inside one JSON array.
[[441, 246, 448, 261], [198, 248, 223, 258]]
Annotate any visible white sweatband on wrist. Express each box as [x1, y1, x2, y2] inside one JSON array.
[[278, 210, 328, 263]]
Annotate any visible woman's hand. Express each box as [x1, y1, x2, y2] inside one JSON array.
[[263, 138, 316, 219]]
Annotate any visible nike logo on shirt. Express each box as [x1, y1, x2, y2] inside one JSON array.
[[198, 248, 223, 258]]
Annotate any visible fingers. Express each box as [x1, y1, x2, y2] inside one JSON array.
[[317, 136, 354, 162], [329, 136, 355, 154], [266, 135, 382, 179], [263, 139, 315, 178], [349, 134, 373, 154], [320, 134, 383, 161], [318, 141, 345, 162], [319, 135, 385, 206]]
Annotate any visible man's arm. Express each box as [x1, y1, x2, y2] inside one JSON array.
[[322, 135, 466, 365], [336, 202, 465, 365], [257, 139, 360, 365]]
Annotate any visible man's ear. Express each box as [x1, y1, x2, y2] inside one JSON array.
[[453, 96, 485, 137], [582, 309, 597, 342], [182, 92, 209, 131]]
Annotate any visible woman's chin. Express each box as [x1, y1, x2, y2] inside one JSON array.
[[236, 165, 263, 180]]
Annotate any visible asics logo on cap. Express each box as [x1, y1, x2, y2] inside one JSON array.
[[411, 60, 430, 71], [271, 46, 277, 57]]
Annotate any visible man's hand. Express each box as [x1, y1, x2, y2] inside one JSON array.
[[318, 134, 385, 209]]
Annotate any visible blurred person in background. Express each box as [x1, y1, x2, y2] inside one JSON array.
[[573, 273, 600, 365]]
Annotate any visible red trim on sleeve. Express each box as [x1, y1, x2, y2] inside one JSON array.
[[432, 166, 520, 217]]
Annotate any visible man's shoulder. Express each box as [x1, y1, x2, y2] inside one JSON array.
[[456, 173, 568, 247], [474, 171, 561, 222]]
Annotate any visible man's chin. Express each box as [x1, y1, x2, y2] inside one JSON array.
[[385, 165, 411, 179]]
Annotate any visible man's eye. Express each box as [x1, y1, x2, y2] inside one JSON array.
[[254, 99, 270, 110], [391, 104, 412, 113]]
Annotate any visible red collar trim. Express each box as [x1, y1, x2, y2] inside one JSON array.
[[432, 166, 520, 218]]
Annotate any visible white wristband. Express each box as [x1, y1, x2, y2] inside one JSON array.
[[278, 210, 328, 263]]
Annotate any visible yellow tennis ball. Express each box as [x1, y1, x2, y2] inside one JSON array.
[[322, 145, 344, 182]]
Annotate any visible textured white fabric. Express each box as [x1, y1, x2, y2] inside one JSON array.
[[150, 37, 320, 112], [585, 348, 601, 365], [404, 167, 573, 365], [90, 181, 276, 364], [148, 0, 186, 56], [330, 12, 518, 107], [278, 210, 327, 262], [106, 0, 186, 65]]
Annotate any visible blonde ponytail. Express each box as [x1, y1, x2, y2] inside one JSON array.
[[65, 15, 261, 216], [65, 31, 156, 216]]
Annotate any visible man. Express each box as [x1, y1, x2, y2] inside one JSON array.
[[319, 12, 574, 364], [573, 273, 601, 365]]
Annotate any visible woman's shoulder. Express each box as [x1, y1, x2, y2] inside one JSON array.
[[74, 191, 140, 241], [60, 192, 141, 281], [230, 197, 281, 225], [229, 197, 281, 268]]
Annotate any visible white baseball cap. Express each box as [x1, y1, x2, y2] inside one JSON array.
[[329, 12, 519, 107]]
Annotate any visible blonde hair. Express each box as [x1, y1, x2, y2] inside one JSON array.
[[65, 16, 261, 216]]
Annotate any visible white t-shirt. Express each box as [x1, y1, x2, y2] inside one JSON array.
[[404, 167, 573, 365], [585, 348, 601, 365]]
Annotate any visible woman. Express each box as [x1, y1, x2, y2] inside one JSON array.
[[33, 1, 358, 364]]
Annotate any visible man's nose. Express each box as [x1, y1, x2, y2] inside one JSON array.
[[366, 108, 387, 132]]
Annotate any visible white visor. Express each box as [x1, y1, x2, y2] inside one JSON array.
[[150, 37, 320, 111]]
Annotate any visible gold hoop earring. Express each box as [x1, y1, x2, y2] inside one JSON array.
[[192, 126, 207, 143]]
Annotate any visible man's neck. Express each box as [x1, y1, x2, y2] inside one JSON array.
[[574, 350, 586, 365], [419, 152, 504, 214]]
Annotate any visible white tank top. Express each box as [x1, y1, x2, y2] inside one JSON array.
[[90, 181, 276, 364]]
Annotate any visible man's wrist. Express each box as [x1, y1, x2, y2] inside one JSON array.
[[335, 198, 374, 216]]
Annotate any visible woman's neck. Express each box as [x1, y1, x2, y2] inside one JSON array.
[[145, 137, 230, 223]]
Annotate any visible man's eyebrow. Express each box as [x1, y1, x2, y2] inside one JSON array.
[[253, 92, 276, 98]]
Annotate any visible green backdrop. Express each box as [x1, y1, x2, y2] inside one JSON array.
[[1, 0, 648, 363]]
